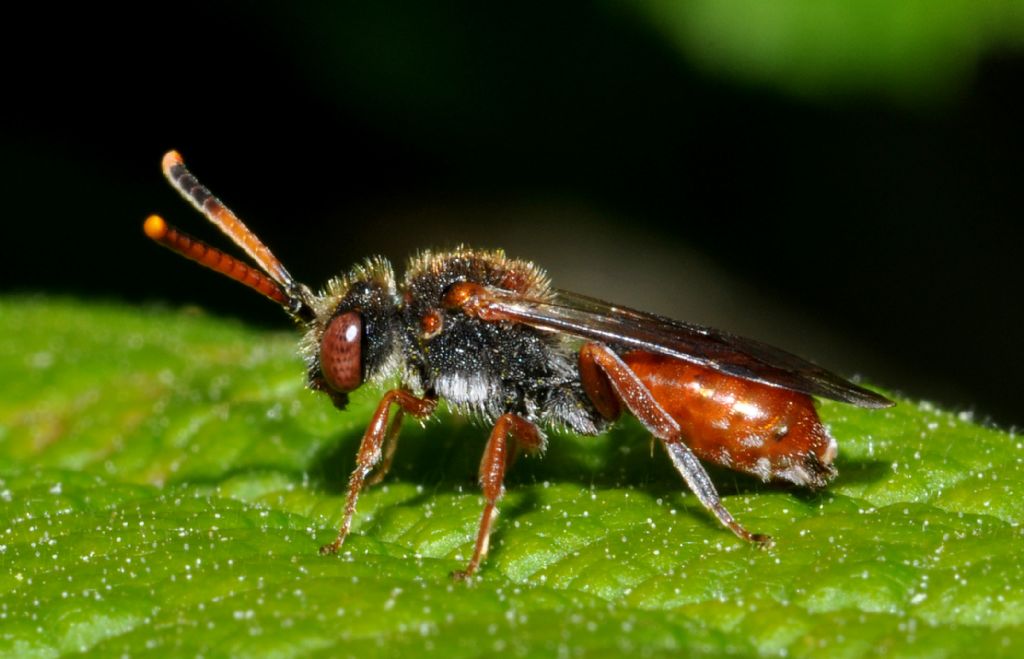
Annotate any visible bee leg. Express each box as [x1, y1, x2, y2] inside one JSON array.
[[365, 409, 404, 487], [319, 389, 436, 556], [579, 343, 774, 548], [452, 414, 545, 581]]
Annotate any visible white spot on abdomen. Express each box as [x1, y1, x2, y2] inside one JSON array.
[[733, 400, 766, 421], [740, 434, 765, 449], [753, 457, 772, 481]]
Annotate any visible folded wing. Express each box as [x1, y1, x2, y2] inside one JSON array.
[[476, 287, 893, 408]]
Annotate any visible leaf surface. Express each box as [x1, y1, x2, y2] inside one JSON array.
[[2, 299, 1022, 657]]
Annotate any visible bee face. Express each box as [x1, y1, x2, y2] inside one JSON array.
[[300, 259, 404, 405]]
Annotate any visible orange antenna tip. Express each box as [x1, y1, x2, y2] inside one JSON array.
[[144, 214, 168, 240], [162, 150, 184, 172]]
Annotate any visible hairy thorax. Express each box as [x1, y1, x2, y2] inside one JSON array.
[[398, 248, 606, 435]]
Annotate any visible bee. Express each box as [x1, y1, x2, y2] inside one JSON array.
[[144, 151, 893, 579]]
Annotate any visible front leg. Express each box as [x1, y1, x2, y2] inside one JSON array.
[[364, 407, 405, 488], [579, 343, 773, 547], [319, 389, 436, 556], [452, 413, 545, 580]]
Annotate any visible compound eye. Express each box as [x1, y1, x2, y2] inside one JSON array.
[[320, 311, 363, 393]]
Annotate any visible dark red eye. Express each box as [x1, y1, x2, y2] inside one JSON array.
[[320, 311, 363, 393]]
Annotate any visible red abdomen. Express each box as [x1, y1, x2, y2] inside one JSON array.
[[622, 351, 837, 488]]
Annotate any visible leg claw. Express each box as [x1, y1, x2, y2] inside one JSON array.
[[450, 569, 475, 582]]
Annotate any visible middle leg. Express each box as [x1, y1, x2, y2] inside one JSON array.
[[452, 413, 545, 580]]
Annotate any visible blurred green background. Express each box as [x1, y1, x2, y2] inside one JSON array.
[[1, 1, 1022, 425]]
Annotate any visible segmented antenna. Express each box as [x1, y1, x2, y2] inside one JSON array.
[[143, 215, 290, 306], [161, 151, 296, 291], [148, 151, 315, 321]]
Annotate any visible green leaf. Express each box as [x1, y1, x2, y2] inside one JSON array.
[[634, 0, 1024, 102], [2, 297, 1022, 656]]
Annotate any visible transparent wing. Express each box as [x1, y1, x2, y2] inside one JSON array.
[[478, 287, 893, 408]]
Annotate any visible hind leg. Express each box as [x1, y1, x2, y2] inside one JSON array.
[[579, 343, 773, 547]]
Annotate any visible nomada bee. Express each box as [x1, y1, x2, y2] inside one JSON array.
[[145, 151, 893, 578]]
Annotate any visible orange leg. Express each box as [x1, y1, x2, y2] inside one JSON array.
[[364, 408, 404, 487], [452, 413, 545, 580], [319, 389, 436, 556], [579, 343, 773, 547]]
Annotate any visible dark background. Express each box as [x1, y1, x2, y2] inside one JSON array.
[[2, 3, 1021, 426]]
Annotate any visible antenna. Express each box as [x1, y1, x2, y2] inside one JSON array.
[[144, 215, 290, 306], [145, 152, 314, 320], [161, 151, 298, 289]]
